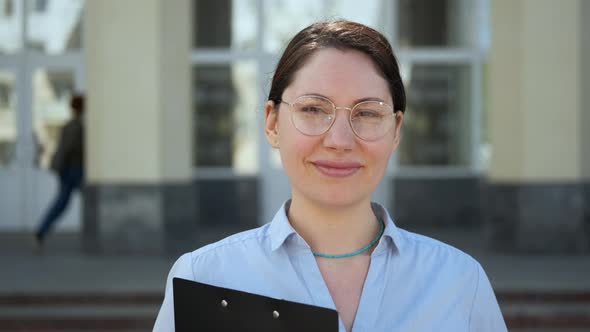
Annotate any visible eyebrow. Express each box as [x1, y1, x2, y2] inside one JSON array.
[[299, 93, 388, 105]]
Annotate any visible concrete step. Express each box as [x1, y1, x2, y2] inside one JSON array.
[[1, 291, 589, 331], [499, 291, 590, 330], [0, 293, 158, 332]]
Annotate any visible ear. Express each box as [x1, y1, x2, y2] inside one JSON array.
[[264, 100, 280, 148], [392, 111, 404, 148]]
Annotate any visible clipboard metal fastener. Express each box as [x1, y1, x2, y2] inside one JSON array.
[[173, 278, 339, 331]]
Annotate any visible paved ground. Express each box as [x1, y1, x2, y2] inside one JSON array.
[[0, 229, 589, 331], [2, 228, 590, 293]]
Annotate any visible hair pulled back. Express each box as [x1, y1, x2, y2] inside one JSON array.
[[268, 20, 406, 113]]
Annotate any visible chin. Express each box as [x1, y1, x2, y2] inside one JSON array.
[[309, 187, 371, 208]]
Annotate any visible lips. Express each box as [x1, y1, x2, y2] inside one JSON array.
[[312, 160, 362, 177]]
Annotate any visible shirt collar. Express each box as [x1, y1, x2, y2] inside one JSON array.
[[370, 202, 405, 256], [268, 200, 405, 255], [268, 200, 298, 252]]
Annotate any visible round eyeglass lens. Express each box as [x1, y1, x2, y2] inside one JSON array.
[[350, 101, 395, 141], [291, 96, 335, 136]]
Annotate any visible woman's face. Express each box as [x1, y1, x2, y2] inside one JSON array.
[[265, 48, 403, 208]]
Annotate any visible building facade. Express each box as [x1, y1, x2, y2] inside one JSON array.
[[0, 0, 588, 255]]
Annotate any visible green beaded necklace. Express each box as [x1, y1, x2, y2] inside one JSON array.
[[311, 218, 385, 259]]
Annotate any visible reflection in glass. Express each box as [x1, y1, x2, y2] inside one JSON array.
[[0, 0, 23, 54], [323, 0, 389, 35], [398, 0, 475, 47], [32, 69, 75, 169], [263, 0, 388, 53], [193, 62, 258, 173], [263, 0, 324, 53], [26, 0, 84, 53], [399, 64, 471, 166], [193, 0, 257, 50], [0, 71, 16, 166]]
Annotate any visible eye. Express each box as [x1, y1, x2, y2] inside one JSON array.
[[298, 104, 332, 116], [300, 106, 323, 113], [355, 109, 383, 118]]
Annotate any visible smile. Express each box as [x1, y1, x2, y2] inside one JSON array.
[[312, 160, 361, 178]]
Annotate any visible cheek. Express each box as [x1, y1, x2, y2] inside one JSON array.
[[280, 135, 316, 167], [367, 142, 395, 170], [278, 115, 316, 157], [277, 122, 313, 169]]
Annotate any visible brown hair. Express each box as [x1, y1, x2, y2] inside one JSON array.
[[70, 94, 84, 114], [268, 20, 406, 112]]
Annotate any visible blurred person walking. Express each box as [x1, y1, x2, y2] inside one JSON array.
[[35, 94, 85, 246]]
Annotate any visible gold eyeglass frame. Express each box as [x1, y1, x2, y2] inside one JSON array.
[[279, 94, 397, 141]]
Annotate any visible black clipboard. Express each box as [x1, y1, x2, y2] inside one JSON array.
[[173, 277, 338, 331]]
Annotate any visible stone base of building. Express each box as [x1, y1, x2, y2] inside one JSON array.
[[83, 182, 197, 255], [393, 177, 483, 229], [82, 178, 589, 255], [485, 182, 590, 254]]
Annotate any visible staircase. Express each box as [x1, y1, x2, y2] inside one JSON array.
[[1, 291, 589, 331], [0, 292, 159, 332], [499, 291, 590, 331]]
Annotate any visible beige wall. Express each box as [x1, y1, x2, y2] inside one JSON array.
[[489, 0, 583, 181], [85, 0, 191, 183], [489, 0, 525, 181], [158, 0, 192, 182], [582, 0, 590, 179]]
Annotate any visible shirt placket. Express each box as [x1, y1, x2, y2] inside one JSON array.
[[293, 250, 347, 331], [350, 244, 391, 331]]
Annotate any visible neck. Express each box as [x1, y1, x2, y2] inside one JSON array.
[[287, 193, 380, 257]]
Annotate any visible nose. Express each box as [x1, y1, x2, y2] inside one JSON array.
[[323, 108, 355, 150]]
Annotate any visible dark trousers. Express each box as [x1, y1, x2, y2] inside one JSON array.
[[36, 167, 83, 239]]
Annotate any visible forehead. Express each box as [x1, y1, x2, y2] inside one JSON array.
[[285, 48, 391, 104]]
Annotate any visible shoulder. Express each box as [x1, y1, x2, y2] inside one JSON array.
[[193, 223, 272, 257], [171, 223, 274, 277], [391, 229, 488, 309], [396, 227, 481, 271]]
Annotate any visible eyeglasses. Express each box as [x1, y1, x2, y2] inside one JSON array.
[[279, 95, 396, 141]]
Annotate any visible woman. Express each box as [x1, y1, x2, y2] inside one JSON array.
[[154, 20, 507, 331]]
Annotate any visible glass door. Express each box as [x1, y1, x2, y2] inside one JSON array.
[[0, 0, 85, 232], [0, 60, 83, 231], [23, 60, 84, 231]]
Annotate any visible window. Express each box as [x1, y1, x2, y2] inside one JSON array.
[[33, 0, 46, 12], [193, 62, 258, 174], [192, 0, 488, 172], [400, 64, 472, 166], [192, 0, 259, 174], [398, 0, 476, 47], [3, 0, 14, 17], [0, 0, 22, 54], [397, 0, 487, 169], [32, 69, 76, 169], [193, 0, 257, 50], [25, 0, 84, 53]]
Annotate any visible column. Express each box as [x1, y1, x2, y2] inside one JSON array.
[[83, 0, 195, 254], [487, 0, 589, 253]]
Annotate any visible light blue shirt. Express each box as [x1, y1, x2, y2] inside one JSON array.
[[154, 201, 507, 332]]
